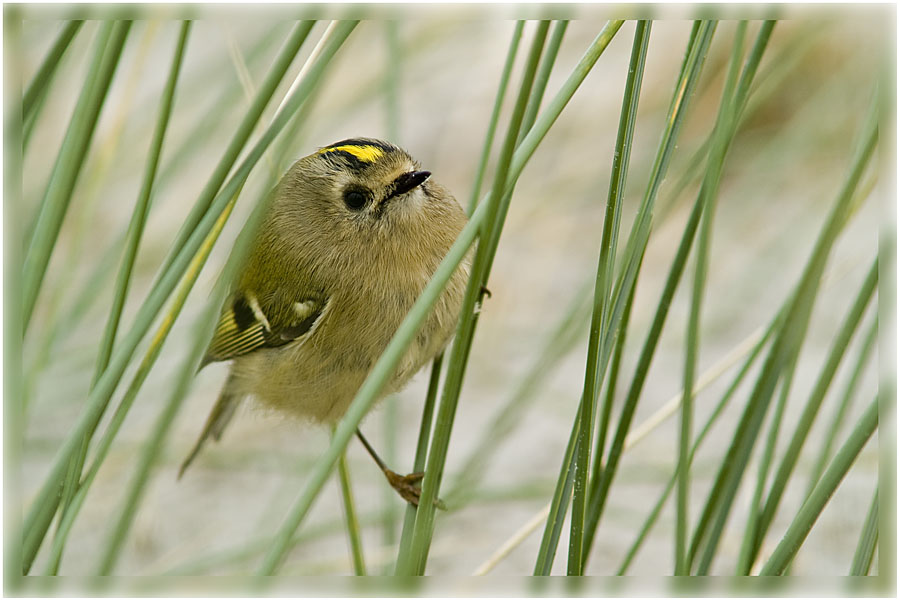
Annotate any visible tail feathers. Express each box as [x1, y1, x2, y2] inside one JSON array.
[[178, 377, 242, 479]]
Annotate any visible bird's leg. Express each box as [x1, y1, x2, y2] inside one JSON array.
[[355, 428, 444, 509]]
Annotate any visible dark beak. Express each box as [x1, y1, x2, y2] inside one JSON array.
[[387, 170, 431, 200]]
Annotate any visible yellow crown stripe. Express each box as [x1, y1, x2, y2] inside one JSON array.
[[319, 144, 384, 163]]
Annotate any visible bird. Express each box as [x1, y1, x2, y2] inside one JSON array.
[[178, 137, 470, 506]]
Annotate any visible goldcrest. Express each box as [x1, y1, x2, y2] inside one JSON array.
[[180, 138, 469, 504]]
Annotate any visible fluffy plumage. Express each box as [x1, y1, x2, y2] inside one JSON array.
[[180, 139, 469, 476]]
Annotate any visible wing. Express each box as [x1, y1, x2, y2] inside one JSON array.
[[202, 291, 327, 366]]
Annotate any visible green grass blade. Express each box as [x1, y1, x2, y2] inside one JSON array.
[[849, 485, 879, 575], [534, 411, 580, 575], [466, 21, 524, 215], [22, 20, 83, 121], [94, 18, 192, 384], [447, 280, 592, 507], [581, 19, 717, 565], [587, 164, 705, 560], [505, 19, 624, 193], [21, 19, 349, 574], [583, 21, 723, 555], [475, 20, 549, 278], [808, 318, 878, 491], [337, 451, 366, 575], [758, 397, 878, 575], [609, 20, 715, 303], [395, 354, 442, 568], [689, 100, 878, 574], [736, 361, 796, 575], [747, 259, 878, 568], [675, 20, 746, 575], [399, 20, 551, 576], [520, 20, 568, 144], [22, 20, 130, 333], [47, 21, 192, 575], [408, 19, 634, 576], [589, 266, 637, 505], [538, 261, 640, 576], [568, 19, 650, 576]]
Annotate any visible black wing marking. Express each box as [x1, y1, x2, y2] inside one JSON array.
[[202, 293, 326, 365]]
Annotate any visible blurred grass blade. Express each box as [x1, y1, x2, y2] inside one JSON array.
[[689, 100, 878, 575], [22, 231, 123, 409], [96, 241, 231, 575], [152, 25, 287, 190], [161, 508, 392, 575], [618, 318, 778, 574], [849, 485, 879, 575], [22, 20, 130, 333], [92, 20, 191, 382], [22, 20, 83, 121], [5, 11, 25, 586], [380, 20, 402, 562], [21, 19, 349, 575], [758, 397, 878, 576], [48, 21, 192, 575], [20, 21, 132, 572], [675, 20, 746, 575], [46, 180, 241, 576], [744, 259, 877, 569], [398, 19, 552, 576], [383, 20, 401, 142], [568, 19, 650, 576], [466, 21, 524, 215], [337, 451, 366, 575], [151, 20, 315, 286]]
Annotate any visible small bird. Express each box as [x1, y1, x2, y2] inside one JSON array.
[[179, 138, 470, 505]]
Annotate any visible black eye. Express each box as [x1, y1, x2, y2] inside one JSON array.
[[344, 189, 368, 211]]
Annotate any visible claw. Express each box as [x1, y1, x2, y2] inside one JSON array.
[[383, 469, 446, 509]]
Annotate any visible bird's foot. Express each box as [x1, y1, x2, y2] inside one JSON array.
[[383, 469, 446, 510]]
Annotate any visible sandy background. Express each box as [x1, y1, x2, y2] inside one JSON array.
[[18, 8, 888, 580]]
